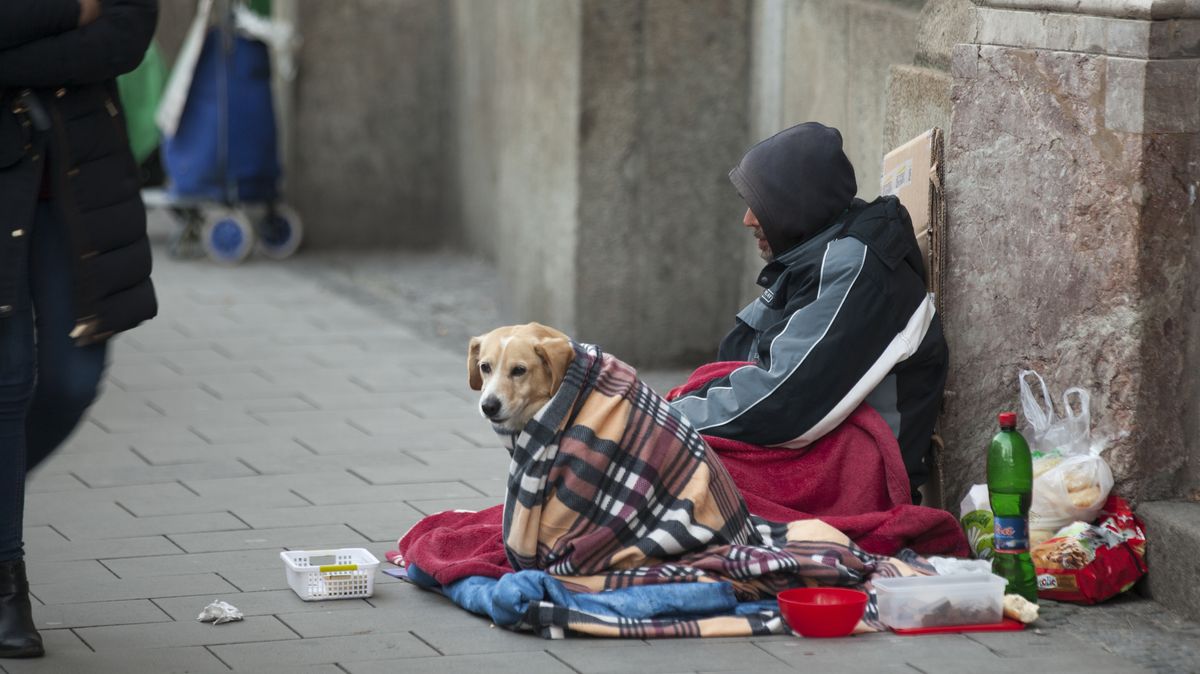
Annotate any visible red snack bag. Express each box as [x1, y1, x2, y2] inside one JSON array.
[[1031, 495, 1146, 604]]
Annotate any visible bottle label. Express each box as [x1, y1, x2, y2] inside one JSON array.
[[992, 516, 1028, 553]]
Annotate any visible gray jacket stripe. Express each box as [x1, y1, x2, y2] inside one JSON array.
[[672, 238, 869, 432]]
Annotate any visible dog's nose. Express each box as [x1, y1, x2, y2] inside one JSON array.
[[481, 397, 501, 419]]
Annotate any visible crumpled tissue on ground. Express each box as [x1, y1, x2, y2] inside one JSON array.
[[196, 599, 244, 625]]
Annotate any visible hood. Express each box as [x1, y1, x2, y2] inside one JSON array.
[[728, 122, 858, 257]]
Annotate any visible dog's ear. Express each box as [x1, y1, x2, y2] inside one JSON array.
[[467, 336, 483, 391], [534, 337, 574, 395]]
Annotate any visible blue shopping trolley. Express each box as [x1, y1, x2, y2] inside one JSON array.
[[145, 0, 301, 264]]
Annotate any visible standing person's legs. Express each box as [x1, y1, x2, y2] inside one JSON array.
[[25, 201, 108, 472], [0, 271, 35, 562], [0, 219, 38, 658]]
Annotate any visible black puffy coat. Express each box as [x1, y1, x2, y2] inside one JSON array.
[[0, 0, 158, 344]]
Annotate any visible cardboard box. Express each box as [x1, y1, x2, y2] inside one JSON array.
[[879, 129, 945, 304]]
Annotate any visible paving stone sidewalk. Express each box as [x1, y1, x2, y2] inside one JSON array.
[[4, 237, 1196, 674]]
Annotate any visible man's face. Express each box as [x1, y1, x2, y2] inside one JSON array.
[[744, 208, 773, 262]]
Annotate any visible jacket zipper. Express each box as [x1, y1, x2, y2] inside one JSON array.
[[46, 98, 101, 341]]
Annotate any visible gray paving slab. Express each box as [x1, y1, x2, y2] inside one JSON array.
[[461, 477, 509, 497], [237, 449, 423, 476], [546, 641, 784, 674], [71, 459, 259, 488], [181, 472, 372, 503], [405, 497, 503, 516], [33, 448, 150, 476], [276, 597, 487, 638], [908, 654, 1152, 674], [230, 502, 424, 532], [290, 480, 481, 506], [102, 548, 284, 579], [300, 391, 453, 413], [189, 422, 336, 444], [349, 448, 510, 484], [24, 533, 184, 562], [59, 426, 209, 454], [21, 472, 87, 493], [32, 599, 172, 630], [0, 643, 228, 674], [210, 632, 438, 668], [31, 572, 239, 604], [216, 566, 294, 593], [52, 510, 248, 541], [75, 615, 298, 651], [196, 371, 298, 400], [151, 591, 371, 621], [341, 652, 577, 674], [168, 523, 370, 553], [24, 560, 118, 586]]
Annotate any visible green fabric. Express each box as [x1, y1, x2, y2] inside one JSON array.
[[247, 0, 271, 17], [116, 42, 166, 164]]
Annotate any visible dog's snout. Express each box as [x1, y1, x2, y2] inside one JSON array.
[[481, 397, 502, 419]]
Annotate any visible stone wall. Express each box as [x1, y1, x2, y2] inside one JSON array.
[[449, 0, 583, 332], [745, 0, 924, 298], [286, 0, 451, 248], [449, 0, 751, 366], [942, 3, 1200, 505]]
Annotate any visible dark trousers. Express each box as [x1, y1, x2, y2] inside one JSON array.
[[0, 201, 108, 562]]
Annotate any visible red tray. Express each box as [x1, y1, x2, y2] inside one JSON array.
[[892, 618, 1025, 635]]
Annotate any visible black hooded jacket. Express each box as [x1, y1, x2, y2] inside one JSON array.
[[671, 123, 949, 498]]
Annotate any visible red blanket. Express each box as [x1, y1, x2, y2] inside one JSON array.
[[390, 362, 968, 585], [667, 362, 968, 558]]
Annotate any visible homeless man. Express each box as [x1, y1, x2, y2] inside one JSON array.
[[670, 122, 948, 504]]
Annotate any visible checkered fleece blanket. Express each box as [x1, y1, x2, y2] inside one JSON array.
[[497, 343, 927, 637]]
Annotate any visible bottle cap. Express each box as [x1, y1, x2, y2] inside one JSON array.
[[998, 412, 1017, 428]]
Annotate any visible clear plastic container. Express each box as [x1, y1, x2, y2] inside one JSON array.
[[874, 574, 1006, 630]]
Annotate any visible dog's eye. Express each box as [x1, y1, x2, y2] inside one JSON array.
[[479, 363, 492, 375], [511, 365, 527, 377]]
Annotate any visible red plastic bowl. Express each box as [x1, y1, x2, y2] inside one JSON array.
[[777, 587, 868, 638]]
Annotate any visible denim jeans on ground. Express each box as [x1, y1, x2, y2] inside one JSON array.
[[0, 201, 108, 562]]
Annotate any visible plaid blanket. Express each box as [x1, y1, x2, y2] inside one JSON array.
[[476, 343, 927, 635], [501, 342, 758, 577]]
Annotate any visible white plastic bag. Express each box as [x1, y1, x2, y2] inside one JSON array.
[[1019, 370, 1090, 456], [1018, 369, 1113, 535], [1030, 450, 1114, 535]]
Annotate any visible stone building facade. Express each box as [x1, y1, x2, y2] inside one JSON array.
[[157, 2, 1200, 511]]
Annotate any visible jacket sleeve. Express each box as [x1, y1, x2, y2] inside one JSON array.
[[671, 237, 931, 447], [0, 0, 157, 87], [0, 0, 81, 51]]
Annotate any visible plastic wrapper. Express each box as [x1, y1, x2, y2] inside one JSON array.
[[1032, 495, 1146, 604], [959, 484, 993, 560], [928, 556, 993, 576]]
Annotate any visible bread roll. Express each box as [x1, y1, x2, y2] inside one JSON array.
[[1069, 485, 1101, 508], [1004, 594, 1039, 624]]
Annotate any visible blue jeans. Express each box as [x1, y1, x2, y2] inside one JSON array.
[[0, 202, 108, 562]]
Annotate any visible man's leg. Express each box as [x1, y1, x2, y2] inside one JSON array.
[[25, 201, 108, 472]]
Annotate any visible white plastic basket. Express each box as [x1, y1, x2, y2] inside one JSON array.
[[280, 548, 379, 601]]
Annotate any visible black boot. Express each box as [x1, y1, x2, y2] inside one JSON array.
[[0, 560, 43, 658]]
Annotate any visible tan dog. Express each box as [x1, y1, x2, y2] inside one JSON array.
[[467, 323, 575, 433]]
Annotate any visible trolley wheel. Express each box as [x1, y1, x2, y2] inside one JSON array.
[[201, 208, 255, 265], [255, 204, 303, 260]]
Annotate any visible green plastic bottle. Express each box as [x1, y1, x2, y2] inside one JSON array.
[[987, 411, 1038, 603]]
